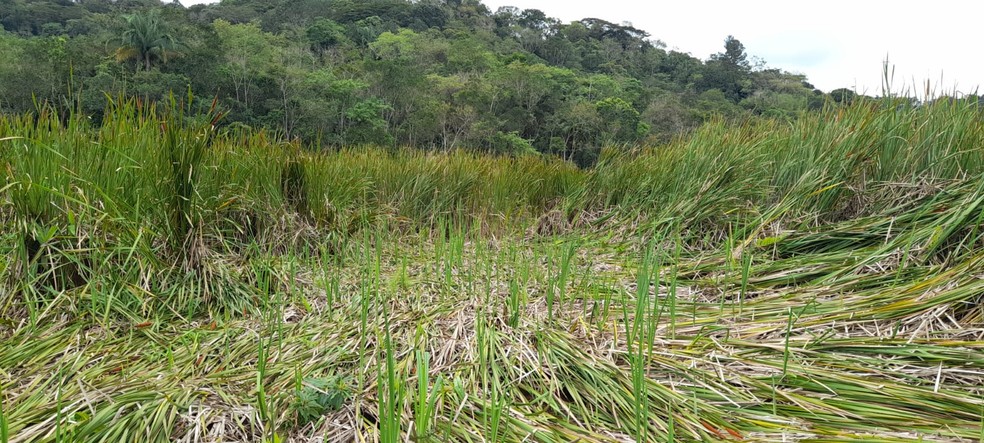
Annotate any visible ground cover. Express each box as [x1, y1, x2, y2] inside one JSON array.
[[1, 98, 982, 441]]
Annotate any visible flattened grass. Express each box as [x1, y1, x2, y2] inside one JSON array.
[[1, 97, 983, 441]]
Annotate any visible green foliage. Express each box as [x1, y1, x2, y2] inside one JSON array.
[[292, 375, 351, 426], [116, 9, 182, 71], [131, 70, 191, 101], [306, 18, 346, 51], [830, 87, 859, 104], [2, 95, 984, 442], [161, 95, 220, 253], [489, 131, 536, 156], [596, 97, 645, 143], [369, 29, 416, 59], [344, 98, 393, 145], [578, 97, 984, 237], [697, 35, 754, 102], [0, 0, 868, 156]]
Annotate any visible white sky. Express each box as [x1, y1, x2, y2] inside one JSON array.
[[181, 0, 983, 95]]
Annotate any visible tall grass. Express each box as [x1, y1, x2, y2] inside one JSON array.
[[0, 98, 582, 317], [579, 97, 984, 239], [1, 95, 984, 442], [4, 96, 982, 268]]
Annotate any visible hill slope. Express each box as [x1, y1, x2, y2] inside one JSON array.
[[0, 0, 837, 162]]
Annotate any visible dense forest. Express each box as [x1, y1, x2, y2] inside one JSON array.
[[1, 0, 855, 164]]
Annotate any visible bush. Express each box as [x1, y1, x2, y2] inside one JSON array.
[[292, 375, 351, 426], [489, 131, 536, 156]]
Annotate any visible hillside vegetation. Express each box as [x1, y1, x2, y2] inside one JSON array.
[[1, 97, 983, 441], [0, 0, 852, 164]]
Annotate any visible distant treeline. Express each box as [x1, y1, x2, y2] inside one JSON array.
[[2, 0, 875, 164]]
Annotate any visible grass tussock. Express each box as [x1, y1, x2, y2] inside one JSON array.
[[0, 97, 983, 442]]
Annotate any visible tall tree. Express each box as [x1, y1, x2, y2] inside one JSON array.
[[714, 35, 750, 71], [116, 9, 181, 71], [213, 20, 279, 112], [698, 35, 752, 102]]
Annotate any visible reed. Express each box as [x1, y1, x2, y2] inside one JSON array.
[[0, 96, 982, 441]]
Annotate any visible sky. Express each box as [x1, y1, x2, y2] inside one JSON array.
[[180, 0, 983, 95]]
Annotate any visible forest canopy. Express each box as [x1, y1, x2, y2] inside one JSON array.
[[1, 0, 843, 164]]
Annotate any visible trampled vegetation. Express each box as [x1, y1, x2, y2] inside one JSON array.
[[1, 96, 983, 442]]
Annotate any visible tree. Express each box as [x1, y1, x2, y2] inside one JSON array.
[[698, 35, 752, 102], [0, 0, 827, 156], [596, 96, 647, 142], [495, 62, 575, 140], [213, 20, 279, 112], [714, 35, 750, 71], [116, 9, 181, 71], [306, 18, 346, 53], [267, 42, 315, 140], [829, 88, 858, 104], [549, 100, 603, 164]]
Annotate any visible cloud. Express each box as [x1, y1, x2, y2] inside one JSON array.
[[749, 31, 836, 69]]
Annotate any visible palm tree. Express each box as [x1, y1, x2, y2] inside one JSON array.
[[115, 10, 181, 71]]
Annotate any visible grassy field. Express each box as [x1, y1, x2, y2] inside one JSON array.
[[1, 97, 983, 442]]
